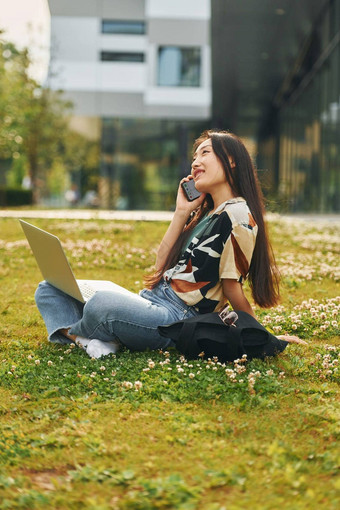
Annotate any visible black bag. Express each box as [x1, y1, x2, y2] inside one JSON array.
[[158, 309, 288, 362]]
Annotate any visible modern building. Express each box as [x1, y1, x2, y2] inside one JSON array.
[[48, 0, 339, 212], [47, 0, 211, 209], [212, 0, 339, 212]]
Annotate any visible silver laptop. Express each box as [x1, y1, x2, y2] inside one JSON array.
[[20, 219, 130, 303]]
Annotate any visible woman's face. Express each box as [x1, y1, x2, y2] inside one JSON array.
[[191, 138, 232, 194]]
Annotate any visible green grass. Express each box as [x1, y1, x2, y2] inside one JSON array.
[[0, 215, 339, 509]]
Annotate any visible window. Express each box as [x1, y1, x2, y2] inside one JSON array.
[[101, 118, 208, 210], [101, 52, 144, 63], [158, 47, 201, 87], [102, 20, 145, 35]]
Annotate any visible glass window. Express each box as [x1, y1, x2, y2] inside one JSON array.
[[100, 52, 144, 63], [101, 20, 145, 35], [100, 118, 208, 210], [158, 47, 201, 87]]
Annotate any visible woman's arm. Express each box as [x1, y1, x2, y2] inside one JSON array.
[[222, 280, 308, 345], [222, 278, 256, 317], [155, 177, 205, 270], [155, 210, 189, 270]]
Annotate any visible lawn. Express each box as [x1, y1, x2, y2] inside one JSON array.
[[0, 214, 339, 509]]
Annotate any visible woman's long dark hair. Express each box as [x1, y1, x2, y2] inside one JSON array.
[[144, 130, 280, 308]]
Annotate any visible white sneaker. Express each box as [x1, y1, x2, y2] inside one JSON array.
[[86, 339, 120, 359]]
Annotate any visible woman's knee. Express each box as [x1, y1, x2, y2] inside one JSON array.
[[83, 291, 116, 322], [35, 280, 52, 305]]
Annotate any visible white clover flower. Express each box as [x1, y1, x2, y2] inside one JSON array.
[[266, 369, 274, 376], [189, 373, 195, 379], [226, 370, 237, 380], [27, 355, 33, 360], [59, 357, 64, 361], [235, 365, 246, 374], [148, 360, 155, 369], [99, 366, 106, 371], [134, 381, 143, 390], [35, 360, 40, 365], [292, 324, 298, 330], [177, 367, 184, 373], [122, 381, 133, 389], [47, 361, 53, 366]]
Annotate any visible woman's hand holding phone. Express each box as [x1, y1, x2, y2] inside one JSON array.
[[181, 179, 202, 201], [176, 176, 205, 217]]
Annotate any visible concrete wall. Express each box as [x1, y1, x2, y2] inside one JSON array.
[[48, 0, 211, 120]]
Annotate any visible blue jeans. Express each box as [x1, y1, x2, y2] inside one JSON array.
[[35, 280, 199, 351]]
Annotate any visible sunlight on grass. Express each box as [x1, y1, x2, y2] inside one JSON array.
[[0, 215, 339, 509]]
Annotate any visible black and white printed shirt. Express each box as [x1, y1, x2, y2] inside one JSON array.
[[163, 198, 258, 313]]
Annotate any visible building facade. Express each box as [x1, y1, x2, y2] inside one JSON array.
[[48, 0, 339, 212], [211, 0, 339, 213], [48, 0, 211, 209], [272, 0, 340, 212]]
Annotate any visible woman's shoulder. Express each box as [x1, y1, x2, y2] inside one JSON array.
[[218, 198, 255, 228]]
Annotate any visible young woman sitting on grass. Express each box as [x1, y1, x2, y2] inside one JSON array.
[[35, 130, 306, 358]]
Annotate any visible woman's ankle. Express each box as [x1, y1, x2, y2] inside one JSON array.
[[59, 328, 77, 342]]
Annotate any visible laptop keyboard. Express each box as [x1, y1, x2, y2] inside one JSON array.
[[78, 281, 97, 300]]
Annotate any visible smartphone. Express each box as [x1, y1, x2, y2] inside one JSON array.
[[181, 179, 202, 201]]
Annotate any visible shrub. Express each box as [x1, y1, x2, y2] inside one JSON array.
[[0, 186, 33, 206]]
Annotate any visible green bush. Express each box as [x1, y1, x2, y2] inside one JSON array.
[[0, 186, 33, 206]]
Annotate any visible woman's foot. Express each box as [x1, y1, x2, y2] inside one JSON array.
[[59, 329, 120, 358], [277, 334, 308, 345], [86, 339, 120, 359], [74, 336, 91, 349]]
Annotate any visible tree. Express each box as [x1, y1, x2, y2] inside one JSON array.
[[0, 31, 97, 203]]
